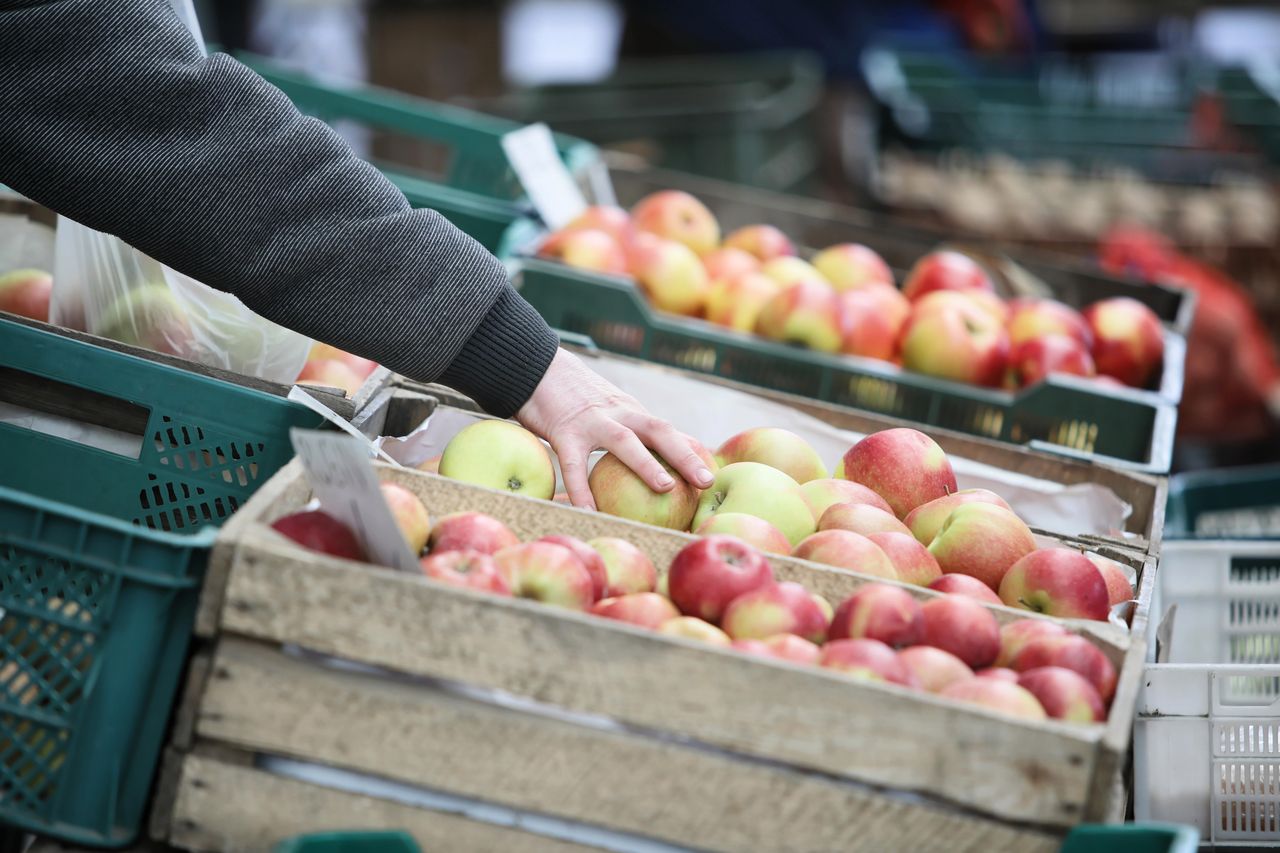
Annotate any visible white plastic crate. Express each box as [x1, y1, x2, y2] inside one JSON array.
[[1136, 540, 1280, 845]]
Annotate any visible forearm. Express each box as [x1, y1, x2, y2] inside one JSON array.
[[0, 0, 556, 415]]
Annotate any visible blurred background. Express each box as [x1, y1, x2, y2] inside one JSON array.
[[194, 0, 1280, 473]]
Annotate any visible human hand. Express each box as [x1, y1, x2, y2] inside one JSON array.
[[517, 349, 715, 509]]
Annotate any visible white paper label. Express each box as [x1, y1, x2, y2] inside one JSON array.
[[502, 122, 588, 228], [290, 428, 420, 573], [288, 385, 400, 466]]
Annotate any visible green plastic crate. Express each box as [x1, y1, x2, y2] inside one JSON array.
[[514, 258, 1176, 473], [274, 831, 420, 853], [0, 316, 323, 846], [1166, 463, 1280, 539], [1060, 823, 1199, 853]]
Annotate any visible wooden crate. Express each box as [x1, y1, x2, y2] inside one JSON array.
[[153, 460, 1146, 852]]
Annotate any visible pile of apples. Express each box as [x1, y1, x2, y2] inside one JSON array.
[[537, 190, 1166, 390], [294, 342, 380, 397], [270, 479, 1117, 725], [433, 420, 1132, 623], [0, 267, 53, 323]]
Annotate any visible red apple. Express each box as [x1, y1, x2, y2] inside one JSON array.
[[590, 592, 679, 630], [1006, 335, 1095, 388], [939, 678, 1047, 720], [721, 581, 829, 644], [270, 509, 365, 561], [840, 428, 958, 519], [308, 342, 379, 380], [564, 205, 633, 243], [900, 300, 1009, 387], [920, 595, 1001, 668], [538, 227, 628, 275], [538, 535, 609, 602], [755, 279, 843, 353], [761, 633, 822, 664], [902, 251, 994, 302], [723, 224, 795, 261], [730, 638, 775, 658], [911, 289, 1009, 326], [419, 550, 510, 596], [297, 358, 364, 396], [589, 451, 700, 530], [715, 427, 828, 484], [927, 574, 1003, 605], [904, 489, 1013, 547], [838, 284, 911, 361], [630, 190, 720, 255], [867, 532, 942, 586], [819, 502, 911, 537], [998, 548, 1110, 621], [494, 542, 595, 610], [704, 271, 780, 333], [428, 512, 519, 556], [694, 512, 792, 555], [760, 256, 824, 288], [812, 243, 893, 293], [791, 530, 897, 580], [588, 537, 657, 597], [996, 618, 1069, 668], [897, 646, 973, 693], [666, 535, 774, 624], [976, 667, 1020, 683], [657, 616, 731, 646], [799, 478, 895, 522], [1083, 297, 1164, 387], [927, 503, 1037, 590], [702, 246, 760, 283], [1088, 554, 1133, 607], [0, 268, 53, 322], [380, 482, 431, 555], [820, 638, 918, 686], [1006, 298, 1092, 348], [829, 583, 923, 648], [627, 232, 711, 316], [1013, 635, 1118, 703], [1017, 666, 1106, 723]]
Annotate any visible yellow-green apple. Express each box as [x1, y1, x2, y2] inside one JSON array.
[[755, 279, 843, 353], [811, 243, 893, 293], [939, 678, 1046, 720], [1012, 635, 1117, 703], [762, 633, 822, 664], [900, 300, 1009, 387], [702, 246, 760, 283], [439, 420, 556, 500], [379, 482, 431, 554], [911, 289, 1009, 326], [1017, 666, 1105, 723], [588, 451, 699, 530], [840, 428, 958, 519], [828, 583, 923, 647], [1006, 298, 1092, 347], [902, 250, 995, 302], [428, 512, 520, 556], [867, 532, 942, 586], [760, 256, 824, 287], [656, 573, 669, 598], [715, 427, 828, 484], [627, 232, 710, 316], [692, 462, 815, 546], [800, 478, 894, 521], [721, 581, 829, 643], [704, 271, 780, 332], [927, 574, 1003, 605], [297, 358, 365, 395], [723, 224, 796, 261], [630, 190, 720, 255], [838, 284, 910, 361], [996, 618, 1069, 668], [897, 646, 973, 693], [819, 638, 918, 686], [564, 205, 633, 243], [666, 535, 774, 623], [694, 512, 791, 555], [1087, 554, 1133, 606], [419, 550, 510, 596], [588, 537, 657, 596], [590, 592, 679, 630], [657, 616, 731, 646], [791, 530, 897, 580], [538, 535, 608, 601], [927, 503, 1037, 590], [308, 342, 378, 380], [494, 542, 595, 610], [1006, 335, 1095, 388], [270, 510, 365, 561], [976, 667, 1020, 683], [1083, 297, 1164, 387], [819, 502, 911, 537], [998, 548, 1110, 620], [920, 595, 1000, 668], [537, 227, 628, 275], [904, 489, 1013, 546], [0, 268, 53, 322], [96, 284, 194, 355]]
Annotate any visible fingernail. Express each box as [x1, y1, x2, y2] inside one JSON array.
[[695, 468, 713, 486], [656, 473, 675, 488]]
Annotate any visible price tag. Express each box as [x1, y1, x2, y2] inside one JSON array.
[[290, 428, 420, 573], [502, 122, 588, 229], [288, 385, 400, 466]]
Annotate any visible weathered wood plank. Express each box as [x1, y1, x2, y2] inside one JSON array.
[[195, 638, 1061, 853], [166, 753, 593, 853]]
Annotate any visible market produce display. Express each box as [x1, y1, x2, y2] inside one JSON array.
[[535, 191, 1167, 391]]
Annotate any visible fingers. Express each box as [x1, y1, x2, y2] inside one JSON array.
[[623, 414, 715, 489], [555, 438, 596, 511], [599, 425, 677, 494]]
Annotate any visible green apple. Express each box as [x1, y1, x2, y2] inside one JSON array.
[[438, 420, 556, 500], [691, 462, 815, 547]]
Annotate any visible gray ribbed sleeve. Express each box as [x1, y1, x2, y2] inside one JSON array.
[[0, 0, 558, 417]]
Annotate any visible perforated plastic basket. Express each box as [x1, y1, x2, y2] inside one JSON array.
[[1136, 540, 1280, 845], [0, 315, 323, 845], [1166, 464, 1280, 539]]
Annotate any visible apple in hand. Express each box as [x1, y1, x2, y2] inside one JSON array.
[[940, 678, 1046, 720], [840, 428, 958, 519], [927, 503, 1037, 590], [438, 420, 555, 500], [1087, 554, 1133, 606], [538, 535, 608, 601], [996, 618, 1069, 668], [791, 530, 897, 580], [998, 548, 1111, 621], [1006, 335, 1095, 388], [715, 427, 828, 484], [590, 592, 679, 630], [927, 574, 1002, 605], [270, 510, 365, 561], [667, 535, 774, 623], [723, 224, 795, 261], [494, 542, 595, 610], [628, 232, 711, 316], [588, 537, 657, 596], [828, 584, 923, 648], [867, 532, 942, 586], [630, 190, 720, 255], [976, 667, 1020, 683], [721, 581, 829, 644], [904, 489, 1013, 546], [1006, 298, 1092, 348], [380, 482, 431, 555], [902, 250, 994, 302], [658, 616, 731, 646], [811, 243, 893, 293], [819, 502, 911, 537], [704, 271, 780, 332], [1013, 635, 1118, 703], [692, 462, 815, 547], [1084, 297, 1164, 387], [0, 268, 53, 322], [694, 512, 791, 555], [820, 638, 917, 686], [428, 512, 519, 556], [755, 279, 844, 353], [1018, 666, 1106, 723], [838, 284, 911, 361], [920, 595, 1001, 668], [799, 479, 894, 521], [538, 228, 627, 275], [900, 300, 1009, 387], [589, 451, 700, 530], [897, 646, 973, 693], [419, 550, 510, 595]]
